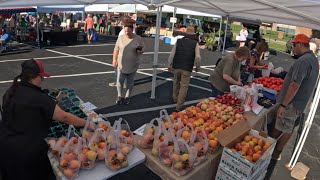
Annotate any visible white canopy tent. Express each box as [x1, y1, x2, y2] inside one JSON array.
[[37, 5, 85, 13]]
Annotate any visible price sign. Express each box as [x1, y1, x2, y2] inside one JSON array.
[[170, 17, 177, 23]]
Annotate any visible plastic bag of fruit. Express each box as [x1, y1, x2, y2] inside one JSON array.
[[159, 109, 173, 128], [170, 138, 198, 176], [170, 118, 184, 134], [190, 128, 208, 166], [66, 125, 80, 139], [151, 121, 169, 156], [159, 131, 176, 167], [138, 118, 162, 149], [88, 128, 107, 161], [81, 119, 96, 142], [51, 136, 68, 159], [78, 137, 97, 169], [113, 118, 134, 147], [96, 120, 112, 138], [59, 137, 81, 179], [176, 123, 194, 143], [105, 130, 129, 171]]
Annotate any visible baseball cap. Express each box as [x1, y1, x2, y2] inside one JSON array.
[[21, 59, 50, 77], [291, 34, 309, 43]]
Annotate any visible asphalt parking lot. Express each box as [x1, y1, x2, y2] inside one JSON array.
[[0, 36, 319, 180]]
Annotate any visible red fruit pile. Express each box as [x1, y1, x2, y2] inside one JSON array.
[[254, 77, 283, 92], [216, 94, 242, 107]]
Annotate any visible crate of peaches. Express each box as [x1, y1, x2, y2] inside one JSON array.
[[216, 121, 276, 180]]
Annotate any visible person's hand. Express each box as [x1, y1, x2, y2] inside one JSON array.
[[236, 81, 243, 86], [112, 60, 117, 68], [136, 50, 143, 55], [277, 106, 285, 122], [262, 64, 269, 69], [168, 67, 174, 73]]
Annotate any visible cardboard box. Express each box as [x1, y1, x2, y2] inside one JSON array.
[[216, 121, 276, 180], [216, 162, 268, 180]]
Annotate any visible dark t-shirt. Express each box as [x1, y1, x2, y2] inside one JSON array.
[[0, 81, 56, 146], [277, 51, 319, 112]]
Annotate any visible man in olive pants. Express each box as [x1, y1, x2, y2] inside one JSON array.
[[168, 35, 201, 111]]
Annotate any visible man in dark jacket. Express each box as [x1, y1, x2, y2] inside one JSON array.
[[168, 35, 201, 111]]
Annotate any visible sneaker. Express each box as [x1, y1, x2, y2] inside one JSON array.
[[123, 97, 131, 105], [272, 150, 282, 160], [116, 97, 123, 105], [108, 82, 117, 87]]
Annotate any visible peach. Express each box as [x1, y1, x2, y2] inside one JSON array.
[[59, 159, 68, 168], [117, 153, 125, 161], [170, 153, 180, 162], [252, 153, 261, 162], [244, 135, 253, 142], [86, 150, 97, 161], [162, 158, 172, 167], [64, 152, 77, 161], [248, 141, 255, 148], [246, 148, 254, 156], [121, 146, 130, 155], [81, 148, 89, 154], [173, 162, 183, 170], [209, 140, 218, 149], [244, 156, 253, 162], [263, 141, 271, 150], [80, 153, 87, 162], [254, 145, 262, 152], [69, 160, 80, 169], [182, 131, 191, 140], [63, 169, 74, 179], [258, 139, 265, 147], [98, 142, 106, 149], [97, 148, 105, 160], [121, 130, 129, 137], [193, 142, 203, 151], [180, 154, 189, 162], [121, 160, 128, 167], [252, 137, 258, 144]]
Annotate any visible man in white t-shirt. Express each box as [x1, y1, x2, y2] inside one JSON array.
[[239, 25, 248, 47]]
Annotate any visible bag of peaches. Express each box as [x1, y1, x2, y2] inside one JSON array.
[[170, 118, 185, 134], [113, 118, 134, 148], [159, 109, 174, 129], [176, 123, 195, 143], [189, 128, 208, 166], [81, 119, 96, 142], [158, 130, 176, 167], [138, 118, 162, 149], [151, 121, 170, 156], [78, 137, 97, 169], [105, 129, 130, 171], [51, 126, 79, 159], [88, 128, 107, 161], [96, 120, 112, 138], [170, 138, 197, 176], [59, 137, 81, 179]]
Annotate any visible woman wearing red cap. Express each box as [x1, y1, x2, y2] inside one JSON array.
[[0, 59, 95, 180]]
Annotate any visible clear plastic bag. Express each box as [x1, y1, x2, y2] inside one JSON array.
[[176, 123, 194, 143], [51, 136, 68, 158], [159, 131, 175, 167], [105, 130, 129, 171], [190, 129, 208, 166], [170, 138, 197, 176], [151, 122, 168, 156], [113, 118, 134, 148], [88, 128, 106, 161], [170, 118, 184, 134], [59, 137, 81, 179], [81, 119, 96, 142], [159, 109, 173, 129], [138, 118, 162, 149], [78, 137, 97, 169], [96, 120, 112, 138]]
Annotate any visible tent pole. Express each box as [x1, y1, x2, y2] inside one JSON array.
[[150, 6, 162, 99], [36, 14, 40, 49], [217, 17, 222, 51], [222, 15, 228, 56], [172, 7, 177, 34]]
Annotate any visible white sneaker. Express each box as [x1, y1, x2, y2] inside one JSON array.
[[108, 82, 116, 87]]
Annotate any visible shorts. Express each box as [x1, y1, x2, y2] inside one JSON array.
[[275, 104, 302, 133], [87, 28, 94, 35]]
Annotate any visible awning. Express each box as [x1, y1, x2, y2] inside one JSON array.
[[0, 7, 36, 14]]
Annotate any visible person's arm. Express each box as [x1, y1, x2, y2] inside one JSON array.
[[84, 20, 87, 31], [137, 36, 145, 55], [113, 38, 120, 67], [168, 43, 177, 72], [280, 82, 300, 107], [223, 74, 242, 85], [249, 56, 265, 69], [194, 43, 201, 72], [52, 105, 94, 127]]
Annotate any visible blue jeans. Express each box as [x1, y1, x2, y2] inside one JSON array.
[[211, 84, 223, 97]]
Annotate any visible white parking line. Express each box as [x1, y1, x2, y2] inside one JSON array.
[[46, 49, 212, 92], [66, 43, 116, 47], [103, 99, 202, 117], [0, 56, 70, 63], [201, 67, 215, 71], [0, 71, 116, 84]]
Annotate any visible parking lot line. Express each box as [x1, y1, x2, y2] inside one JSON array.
[[103, 99, 202, 118], [0, 56, 71, 63], [66, 43, 116, 47], [0, 71, 116, 84], [46, 49, 212, 92]]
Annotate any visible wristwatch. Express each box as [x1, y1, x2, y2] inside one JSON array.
[[280, 104, 287, 108]]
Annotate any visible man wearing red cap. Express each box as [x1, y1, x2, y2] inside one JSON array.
[[0, 59, 95, 179], [272, 34, 319, 160]]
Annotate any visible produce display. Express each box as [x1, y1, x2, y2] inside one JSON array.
[[253, 77, 283, 92], [59, 137, 81, 179], [230, 134, 272, 163]]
